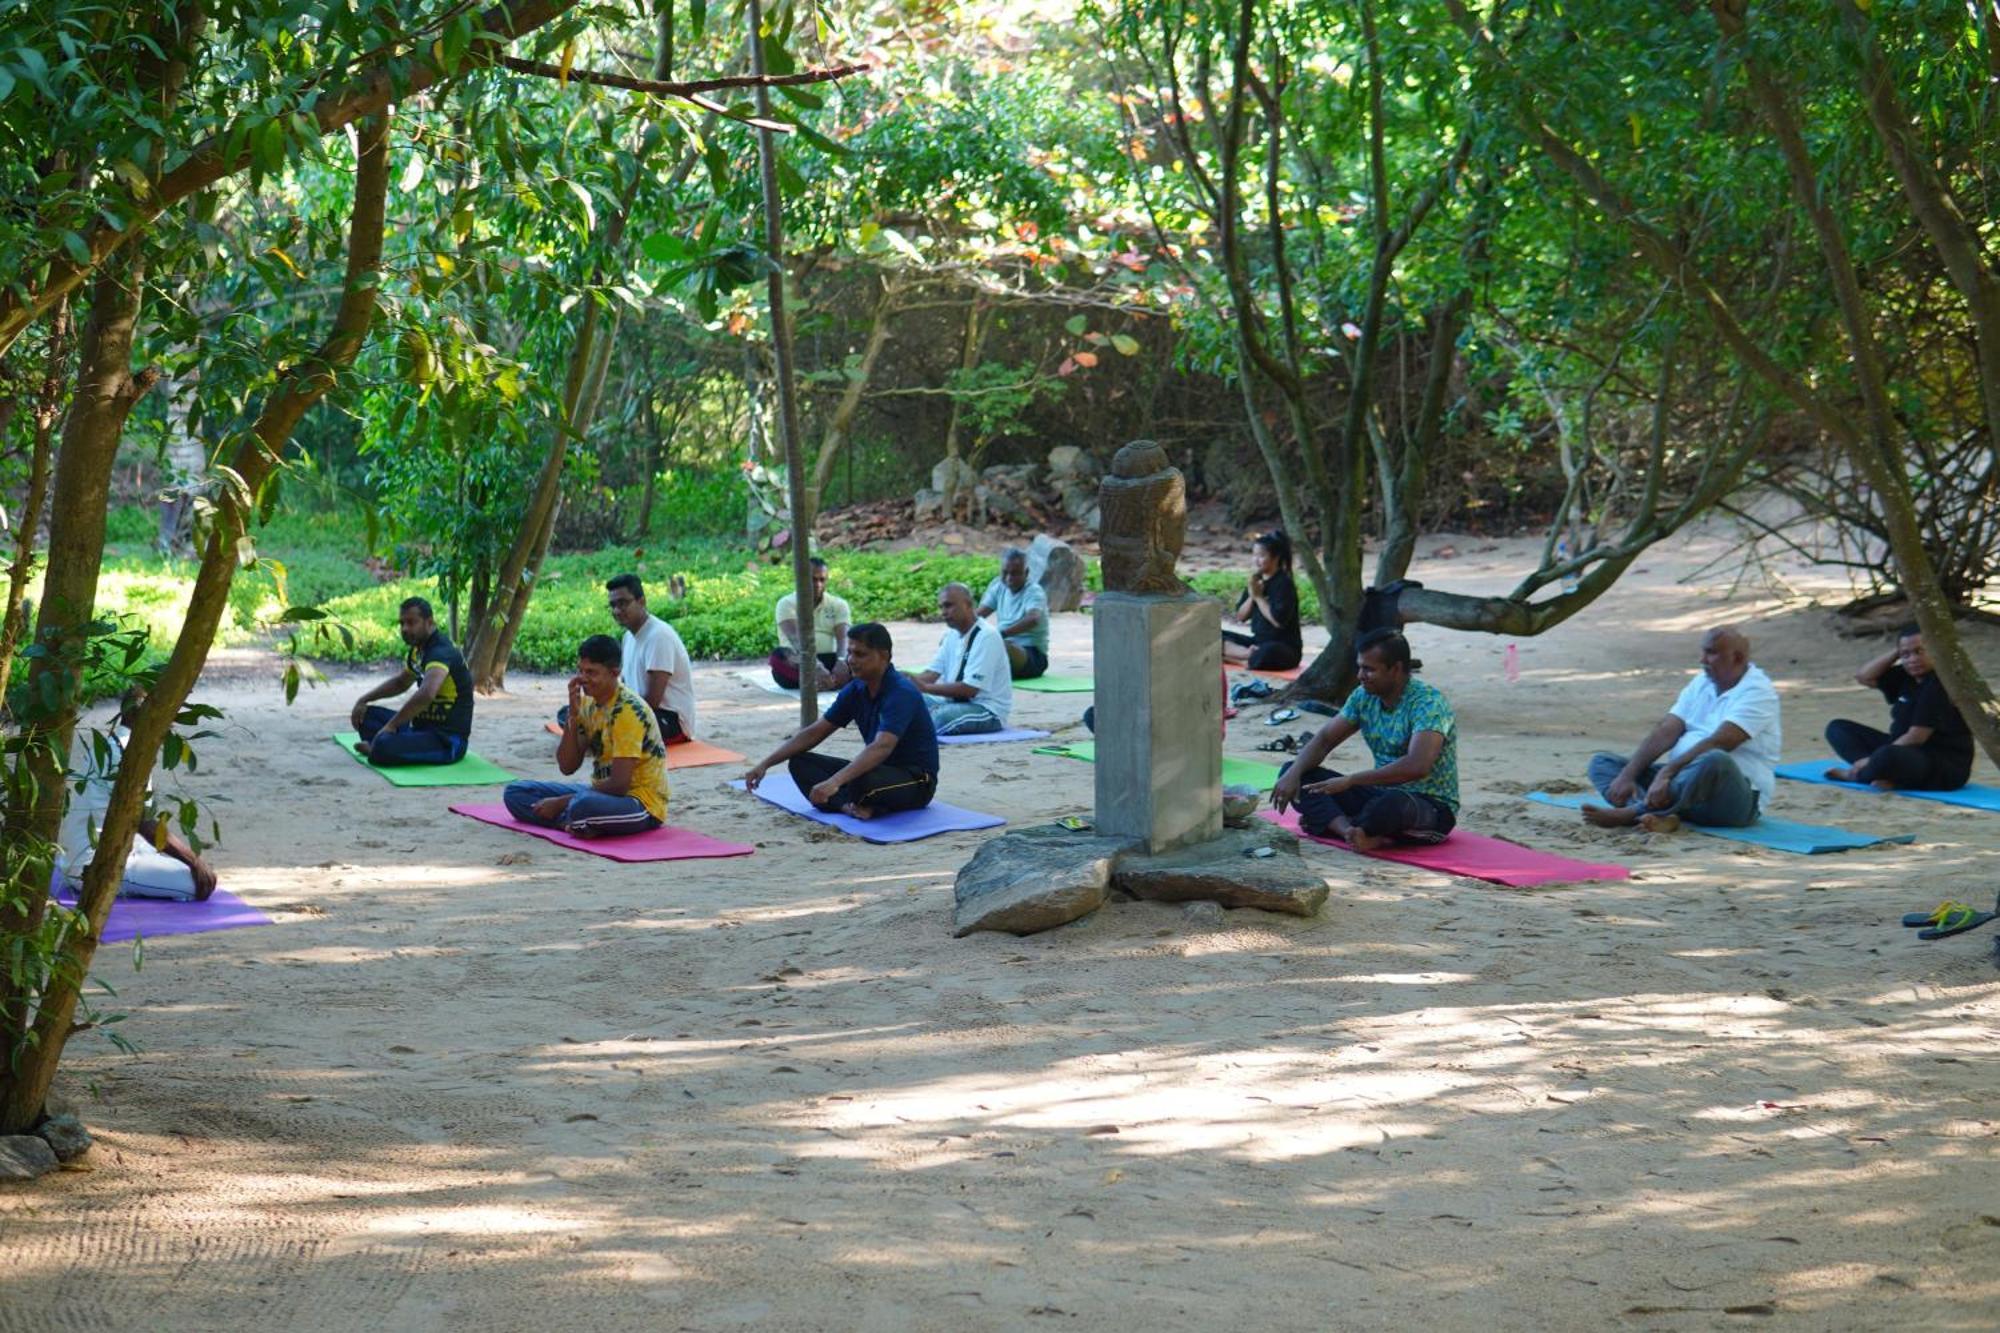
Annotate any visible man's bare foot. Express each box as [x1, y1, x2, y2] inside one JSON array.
[[1638, 811, 1682, 833], [841, 802, 876, 821], [1871, 779, 1896, 790], [1581, 803, 1640, 828], [1825, 765, 1855, 782], [1348, 828, 1388, 853]]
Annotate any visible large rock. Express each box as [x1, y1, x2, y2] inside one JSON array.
[[954, 825, 1141, 937], [1112, 824, 1330, 917], [1046, 445, 1093, 480], [982, 463, 1040, 494], [35, 1113, 91, 1162], [932, 455, 979, 500], [0, 1134, 59, 1180], [1029, 533, 1086, 612]]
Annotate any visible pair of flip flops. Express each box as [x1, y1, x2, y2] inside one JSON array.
[[1255, 731, 1316, 754], [1900, 894, 2000, 940]]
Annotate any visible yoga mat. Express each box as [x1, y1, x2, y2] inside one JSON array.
[[1014, 674, 1095, 693], [1525, 791, 1915, 855], [332, 732, 513, 786], [1033, 740, 1284, 793], [939, 727, 1052, 746], [54, 887, 273, 945], [450, 803, 755, 863], [1778, 759, 2000, 812], [737, 669, 800, 697], [1248, 665, 1304, 682], [728, 772, 1004, 844], [1259, 807, 1628, 887], [539, 725, 741, 770]]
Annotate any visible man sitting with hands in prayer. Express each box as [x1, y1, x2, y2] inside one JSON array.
[[744, 623, 939, 819]]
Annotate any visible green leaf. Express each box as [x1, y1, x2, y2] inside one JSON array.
[[642, 232, 689, 264], [562, 178, 596, 233], [1064, 314, 1088, 337], [1110, 333, 1140, 356], [60, 230, 90, 267]]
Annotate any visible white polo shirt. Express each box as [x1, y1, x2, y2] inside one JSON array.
[[1667, 664, 1782, 803], [924, 621, 1013, 724], [623, 615, 696, 736]]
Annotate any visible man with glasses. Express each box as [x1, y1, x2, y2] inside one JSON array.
[[599, 573, 695, 742]]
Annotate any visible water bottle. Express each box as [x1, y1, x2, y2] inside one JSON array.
[[1557, 539, 1580, 593], [1503, 642, 1521, 684]]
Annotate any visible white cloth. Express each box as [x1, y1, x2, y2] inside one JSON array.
[[923, 621, 1013, 724], [1667, 664, 1783, 804], [55, 727, 197, 901], [623, 614, 696, 735], [774, 591, 852, 655]]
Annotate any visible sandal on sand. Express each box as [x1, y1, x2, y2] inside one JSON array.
[[1917, 894, 2000, 941], [1255, 734, 1299, 754], [1266, 707, 1300, 726], [1903, 900, 1971, 928]]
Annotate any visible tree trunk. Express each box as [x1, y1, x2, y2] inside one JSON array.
[[0, 113, 390, 1134], [941, 295, 986, 462], [751, 0, 818, 725], [803, 276, 899, 528], [0, 301, 72, 706]]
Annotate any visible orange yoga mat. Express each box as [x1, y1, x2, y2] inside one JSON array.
[[539, 723, 742, 769]]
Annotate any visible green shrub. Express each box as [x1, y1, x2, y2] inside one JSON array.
[[1187, 569, 1322, 622]]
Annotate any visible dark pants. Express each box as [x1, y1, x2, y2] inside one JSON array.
[[557, 703, 683, 742], [788, 751, 936, 815], [1825, 719, 1970, 791], [1587, 750, 1760, 827], [1223, 631, 1302, 671], [502, 780, 661, 837], [1005, 642, 1048, 680], [771, 649, 837, 689], [1280, 762, 1456, 844], [359, 705, 467, 767]]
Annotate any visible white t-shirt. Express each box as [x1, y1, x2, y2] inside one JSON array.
[[624, 615, 696, 736], [924, 621, 1013, 723], [1668, 664, 1782, 804]]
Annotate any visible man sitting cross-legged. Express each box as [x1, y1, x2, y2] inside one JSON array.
[[911, 582, 1013, 736], [348, 596, 474, 765], [976, 547, 1050, 680], [1824, 623, 1972, 791], [1270, 629, 1460, 851], [504, 635, 670, 838], [744, 622, 939, 820], [1582, 624, 1781, 832]]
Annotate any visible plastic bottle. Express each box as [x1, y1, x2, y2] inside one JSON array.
[[1503, 642, 1521, 684], [1557, 539, 1580, 593]]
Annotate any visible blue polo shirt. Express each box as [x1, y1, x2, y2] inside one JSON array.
[[824, 669, 940, 777]]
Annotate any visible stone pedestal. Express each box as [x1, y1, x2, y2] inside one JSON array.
[[1092, 591, 1222, 853]]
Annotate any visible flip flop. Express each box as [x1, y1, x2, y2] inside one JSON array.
[[1917, 894, 2000, 941], [1255, 734, 1299, 754], [1266, 707, 1300, 726], [1903, 900, 1971, 928]]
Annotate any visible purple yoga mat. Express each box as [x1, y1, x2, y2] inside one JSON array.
[[53, 887, 274, 944], [938, 727, 1052, 746], [450, 803, 756, 862], [1260, 808, 1628, 887], [730, 772, 1005, 843]]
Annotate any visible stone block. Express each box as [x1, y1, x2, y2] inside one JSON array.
[[954, 825, 1141, 936], [1092, 591, 1222, 853], [1113, 825, 1330, 917]]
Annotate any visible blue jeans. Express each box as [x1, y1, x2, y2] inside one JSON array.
[[360, 705, 467, 767], [502, 780, 661, 838], [926, 697, 1003, 735], [1588, 750, 1761, 828]]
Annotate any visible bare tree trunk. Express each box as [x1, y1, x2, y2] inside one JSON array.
[[941, 295, 986, 462], [751, 0, 818, 725], [0, 301, 72, 705], [0, 113, 390, 1134], [804, 276, 899, 527]]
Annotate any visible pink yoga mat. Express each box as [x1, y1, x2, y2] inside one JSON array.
[[450, 803, 756, 863], [53, 887, 274, 944], [1259, 807, 1628, 887]]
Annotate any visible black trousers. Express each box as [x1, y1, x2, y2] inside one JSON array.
[[788, 751, 936, 814], [1280, 762, 1456, 843], [1825, 719, 1970, 791], [1222, 630, 1302, 671]]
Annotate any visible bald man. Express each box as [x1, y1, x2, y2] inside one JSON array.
[[913, 582, 1013, 735], [1582, 626, 1782, 831]]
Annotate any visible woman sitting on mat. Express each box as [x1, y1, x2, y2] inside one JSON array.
[[1269, 629, 1459, 851], [1825, 624, 1973, 791], [1222, 529, 1303, 672]]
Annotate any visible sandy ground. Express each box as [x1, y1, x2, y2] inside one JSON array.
[[3, 523, 1999, 1332]]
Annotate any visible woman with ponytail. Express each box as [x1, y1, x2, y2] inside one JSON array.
[[1222, 530, 1304, 671]]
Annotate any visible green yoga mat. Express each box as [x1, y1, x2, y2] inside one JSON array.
[[332, 732, 514, 787], [1033, 740, 1283, 792], [1014, 674, 1095, 693]]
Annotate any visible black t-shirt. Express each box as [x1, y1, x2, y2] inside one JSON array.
[[1876, 665, 1971, 761], [406, 631, 475, 737], [1241, 569, 1303, 650]]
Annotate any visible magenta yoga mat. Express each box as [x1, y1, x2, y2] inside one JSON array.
[[1260, 807, 1629, 887], [450, 803, 756, 862]]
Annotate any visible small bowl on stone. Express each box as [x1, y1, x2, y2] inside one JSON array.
[[1221, 784, 1261, 827]]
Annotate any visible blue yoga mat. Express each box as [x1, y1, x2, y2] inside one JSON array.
[[1525, 791, 1915, 855], [1778, 759, 2000, 812], [730, 773, 1004, 843], [939, 727, 1052, 746]]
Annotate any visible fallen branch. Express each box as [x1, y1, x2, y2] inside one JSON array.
[[497, 56, 870, 96]]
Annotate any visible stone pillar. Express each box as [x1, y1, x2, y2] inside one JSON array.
[[1093, 591, 1222, 853]]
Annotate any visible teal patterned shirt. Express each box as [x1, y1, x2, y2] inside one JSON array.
[[1337, 676, 1460, 812]]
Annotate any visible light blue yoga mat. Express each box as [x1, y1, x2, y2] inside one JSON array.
[[1525, 791, 1915, 856], [1777, 759, 2000, 812], [939, 727, 1052, 746]]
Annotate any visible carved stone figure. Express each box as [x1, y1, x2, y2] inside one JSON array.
[[1097, 440, 1188, 595]]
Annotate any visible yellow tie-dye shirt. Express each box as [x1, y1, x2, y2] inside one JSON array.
[[575, 683, 670, 821]]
